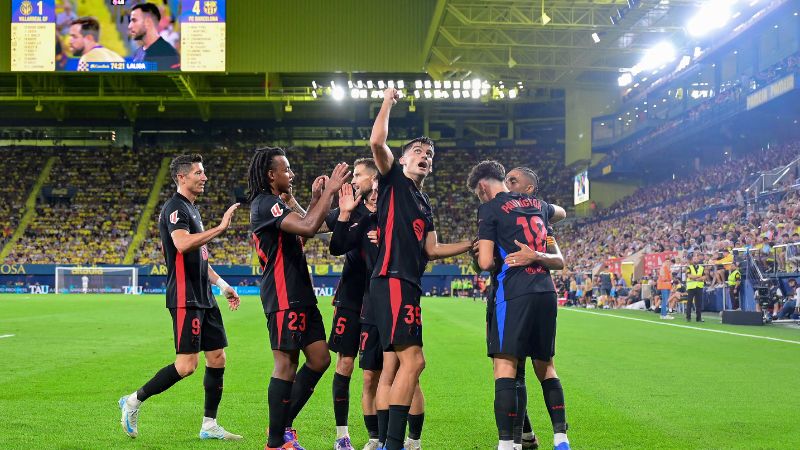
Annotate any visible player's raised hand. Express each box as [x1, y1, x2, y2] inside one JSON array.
[[505, 239, 542, 267], [325, 162, 352, 194], [338, 183, 362, 213], [217, 203, 240, 231], [223, 286, 240, 311], [383, 88, 399, 105], [280, 186, 294, 204], [311, 175, 328, 203]]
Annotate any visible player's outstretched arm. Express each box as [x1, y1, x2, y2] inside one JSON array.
[[208, 265, 240, 310], [424, 231, 473, 260], [171, 203, 239, 254], [550, 204, 567, 223], [370, 88, 399, 175], [505, 239, 564, 270], [279, 163, 351, 238], [476, 239, 496, 272]]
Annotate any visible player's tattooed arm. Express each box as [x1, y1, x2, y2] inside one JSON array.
[[370, 88, 399, 175], [281, 188, 306, 216], [279, 163, 351, 238], [550, 204, 567, 223], [424, 231, 473, 260], [504, 239, 564, 270], [171, 203, 239, 254]]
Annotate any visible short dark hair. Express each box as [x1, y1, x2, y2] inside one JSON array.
[[511, 166, 540, 194], [132, 2, 161, 22], [170, 154, 203, 186], [71, 17, 100, 40], [467, 160, 506, 191], [247, 147, 287, 202], [401, 136, 435, 154], [353, 157, 378, 173]]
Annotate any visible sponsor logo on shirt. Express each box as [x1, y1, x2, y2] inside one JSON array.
[[413, 219, 425, 242]]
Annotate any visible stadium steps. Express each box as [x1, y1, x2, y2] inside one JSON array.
[[123, 157, 172, 264], [0, 156, 57, 261]]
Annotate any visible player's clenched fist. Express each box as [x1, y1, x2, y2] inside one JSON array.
[[383, 88, 399, 105]]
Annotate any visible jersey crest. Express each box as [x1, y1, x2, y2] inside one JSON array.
[[271, 203, 284, 218], [169, 210, 179, 224]]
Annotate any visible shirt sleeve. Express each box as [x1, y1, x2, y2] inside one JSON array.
[[252, 195, 292, 234], [477, 203, 497, 242], [165, 204, 191, 234], [329, 219, 365, 256], [325, 208, 340, 232]]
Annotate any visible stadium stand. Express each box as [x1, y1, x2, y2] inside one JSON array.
[[0, 148, 53, 252]]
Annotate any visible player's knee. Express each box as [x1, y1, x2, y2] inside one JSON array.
[[308, 351, 331, 373], [175, 360, 198, 377], [363, 370, 379, 390], [206, 350, 226, 368], [336, 356, 355, 376], [407, 353, 426, 375]]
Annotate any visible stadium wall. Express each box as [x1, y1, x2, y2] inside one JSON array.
[[589, 180, 641, 210], [227, 0, 435, 73]]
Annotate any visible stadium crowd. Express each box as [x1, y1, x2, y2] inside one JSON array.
[[0, 148, 51, 251]]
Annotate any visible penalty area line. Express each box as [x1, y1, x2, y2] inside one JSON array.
[[561, 308, 800, 345]]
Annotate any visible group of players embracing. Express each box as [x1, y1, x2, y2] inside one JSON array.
[[117, 88, 571, 450]]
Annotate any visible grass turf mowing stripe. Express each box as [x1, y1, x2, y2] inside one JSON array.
[[562, 307, 800, 345]]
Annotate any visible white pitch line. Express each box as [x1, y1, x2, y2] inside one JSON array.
[[0, 334, 15, 339], [561, 308, 800, 346]]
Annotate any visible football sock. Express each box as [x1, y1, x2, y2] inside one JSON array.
[[203, 366, 225, 419], [267, 377, 293, 447], [407, 413, 424, 440], [364, 414, 379, 440], [541, 378, 567, 434], [136, 363, 183, 403], [495, 377, 517, 441], [377, 409, 389, 444], [332, 372, 351, 427], [286, 364, 324, 427], [514, 375, 527, 444], [385, 404, 410, 450]]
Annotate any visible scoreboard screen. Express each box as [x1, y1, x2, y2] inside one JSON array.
[[11, 0, 225, 72], [574, 170, 589, 206]]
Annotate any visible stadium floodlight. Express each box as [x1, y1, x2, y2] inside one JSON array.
[[591, 32, 601, 44], [433, 90, 442, 99], [356, 80, 363, 88], [415, 80, 423, 89], [443, 80, 451, 89], [360, 89, 368, 99], [397, 80, 405, 89], [423, 90, 432, 98], [453, 80, 461, 89], [351, 88, 359, 99], [388, 80, 395, 88], [631, 41, 676, 75], [348, 80, 354, 89], [312, 80, 318, 89], [332, 86, 345, 100], [424, 80, 432, 89], [618, 72, 633, 87], [472, 89, 480, 98], [312, 90, 318, 98], [509, 88, 518, 99], [463, 80, 471, 89], [414, 90, 421, 99], [687, 0, 734, 37], [367, 80, 374, 89], [481, 88, 489, 96], [434, 80, 442, 89], [462, 90, 471, 98], [453, 90, 461, 99], [378, 80, 385, 89]]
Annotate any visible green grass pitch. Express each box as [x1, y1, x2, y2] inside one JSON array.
[[1, 294, 799, 449]]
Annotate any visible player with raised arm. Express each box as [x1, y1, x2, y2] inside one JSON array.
[[369, 88, 473, 450], [118, 154, 242, 441], [248, 147, 350, 450], [468, 160, 570, 450]]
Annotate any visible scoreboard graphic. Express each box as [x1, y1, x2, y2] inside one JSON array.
[[10, 0, 226, 72]]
